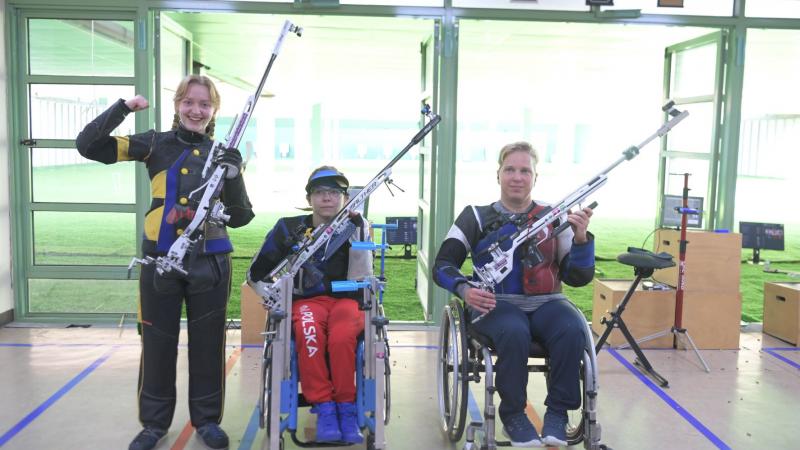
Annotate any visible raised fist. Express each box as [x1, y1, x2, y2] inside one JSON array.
[[124, 95, 149, 112]]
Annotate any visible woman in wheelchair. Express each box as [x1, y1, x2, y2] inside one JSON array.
[[433, 141, 595, 448], [249, 166, 372, 444]]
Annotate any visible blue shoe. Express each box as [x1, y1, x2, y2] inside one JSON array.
[[501, 412, 543, 448], [314, 401, 342, 442], [195, 423, 229, 449], [541, 407, 569, 447], [337, 402, 364, 444], [129, 427, 166, 450]]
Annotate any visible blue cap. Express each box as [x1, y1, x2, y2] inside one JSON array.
[[305, 168, 349, 194]]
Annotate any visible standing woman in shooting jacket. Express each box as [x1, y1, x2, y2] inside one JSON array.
[[76, 74, 254, 450], [248, 166, 372, 444], [433, 141, 594, 448]]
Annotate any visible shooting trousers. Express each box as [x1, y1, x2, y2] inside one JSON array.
[[137, 253, 231, 429]]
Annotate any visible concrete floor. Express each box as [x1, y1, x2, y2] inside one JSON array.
[[0, 324, 797, 450]]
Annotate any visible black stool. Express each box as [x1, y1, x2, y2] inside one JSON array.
[[594, 247, 675, 387]]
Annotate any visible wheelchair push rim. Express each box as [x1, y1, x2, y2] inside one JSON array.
[[437, 300, 469, 442]]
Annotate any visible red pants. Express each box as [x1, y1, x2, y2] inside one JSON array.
[[292, 296, 365, 404]]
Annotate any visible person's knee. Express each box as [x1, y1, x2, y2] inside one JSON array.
[[492, 327, 531, 359], [327, 332, 357, 352]]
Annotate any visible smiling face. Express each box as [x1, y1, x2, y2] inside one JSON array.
[[175, 82, 216, 134], [498, 149, 536, 209]]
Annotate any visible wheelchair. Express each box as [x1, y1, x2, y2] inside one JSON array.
[[257, 236, 393, 450], [437, 298, 607, 450]]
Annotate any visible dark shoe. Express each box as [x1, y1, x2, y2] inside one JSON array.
[[501, 412, 543, 448], [129, 427, 167, 450], [541, 407, 568, 447], [195, 423, 229, 449], [336, 402, 364, 444], [314, 401, 342, 442]]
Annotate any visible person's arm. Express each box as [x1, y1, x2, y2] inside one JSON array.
[[433, 207, 478, 298], [557, 207, 595, 287], [75, 96, 153, 164], [220, 173, 255, 228], [434, 206, 498, 314], [347, 215, 373, 280], [248, 218, 293, 282]]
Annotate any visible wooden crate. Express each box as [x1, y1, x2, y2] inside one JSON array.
[[240, 281, 268, 346], [591, 279, 676, 348], [677, 290, 742, 350], [763, 282, 800, 346], [652, 229, 741, 292]]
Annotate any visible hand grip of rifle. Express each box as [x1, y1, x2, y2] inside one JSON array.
[[552, 201, 598, 235]]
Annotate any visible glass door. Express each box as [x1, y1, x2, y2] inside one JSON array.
[[657, 31, 727, 230], [11, 11, 148, 319]]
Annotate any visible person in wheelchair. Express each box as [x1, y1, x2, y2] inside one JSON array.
[[248, 166, 372, 444], [433, 141, 595, 448]]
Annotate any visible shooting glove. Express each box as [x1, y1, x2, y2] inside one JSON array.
[[214, 147, 243, 179], [348, 211, 364, 228]]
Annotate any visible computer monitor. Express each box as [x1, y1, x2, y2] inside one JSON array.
[[385, 216, 417, 258], [739, 221, 784, 264], [660, 194, 703, 228]]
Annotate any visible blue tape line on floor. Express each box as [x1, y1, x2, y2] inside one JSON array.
[[0, 345, 118, 447], [238, 405, 261, 450], [762, 348, 800, 370], [607, 348, 731, 450]]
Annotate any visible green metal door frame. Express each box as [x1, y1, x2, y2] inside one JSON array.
[[715, 24, 747, 231], [427, 14, 458, 323], [6, 6, 154, 322], [415, 15, 458, 323]]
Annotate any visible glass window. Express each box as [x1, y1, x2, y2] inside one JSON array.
[[663, 158, 710, 197], [736, 29, 800, 226], [454, 0, 587, 10], [614, 0, 734, 16], [343, 0, 442, 5], [28, 19, 134, 77], [746, 0, 800, 18], [455, 0, 733, 13], [33, 211, 137, 265], [28, 279, 138, 313], [665, 102, 714, 154], [160, 27, 188, 131], [29, 84, 135, 140], [274, 118, 295, 159], [30, 148, 136, 204], [456, 19, 716, 220], [162, 13, 433, 220], [671, 41, 718, 99]]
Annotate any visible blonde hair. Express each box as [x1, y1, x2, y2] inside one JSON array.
[[497, 141, 539, 168], [171, 74, 221, 136]]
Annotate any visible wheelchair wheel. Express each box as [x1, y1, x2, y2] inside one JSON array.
[[565, 352, 590, 445], [383, 340, 392, 425], [437, 299, 469, 442], [258, 322, 277, 430], [378, 306, 392, 426]]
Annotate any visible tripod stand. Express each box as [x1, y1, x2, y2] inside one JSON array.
[[625, 173, 711, 373], [595, 248, 676, 387]]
